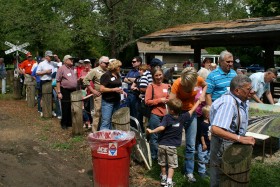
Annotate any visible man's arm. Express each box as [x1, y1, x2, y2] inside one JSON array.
[[83, 70, 101, 97], [205, 93, 212, 106], [266, 91, 275, 104], [211, 126, 255, 145], [251, 93, 263, 103], [124, 77, 136, 84]]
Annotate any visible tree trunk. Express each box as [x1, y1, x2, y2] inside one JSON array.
[[42, 82, 52, 118], [13, 78, 22, 99], [221, 143, 253, 187], [71, 90, 83, 135], [26, 81, 36, 108], [112, 107, 130, 131]]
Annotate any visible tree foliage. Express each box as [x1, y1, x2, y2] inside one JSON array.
[[0, 0, 254, 64]]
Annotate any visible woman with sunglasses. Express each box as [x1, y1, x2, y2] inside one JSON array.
[[99, 59, 126, 130]]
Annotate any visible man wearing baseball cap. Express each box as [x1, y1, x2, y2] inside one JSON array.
[[18, 52, 37, 97], [56, 55, 77, 129]]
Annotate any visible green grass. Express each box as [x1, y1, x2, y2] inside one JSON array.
[[51, 142, 72, 150], [249, 162, 280, 186], [145, 146, 280, 187]]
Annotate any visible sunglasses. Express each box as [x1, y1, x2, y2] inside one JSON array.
[[103, 62, 109, 65], [132, 60, 137, 63]]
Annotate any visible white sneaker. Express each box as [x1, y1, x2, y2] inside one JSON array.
[[52, 111, 57, 117], [57, 116, 62, 120], [185, 173, 196, 183], [40, 112, 43, 117]]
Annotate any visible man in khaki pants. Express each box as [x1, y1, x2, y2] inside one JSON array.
[[83, 56, 109, 132]]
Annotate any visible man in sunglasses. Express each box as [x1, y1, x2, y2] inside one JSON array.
[[249, 68, 277, 104], [83, 56, 109, 132], [124, 56, 142, 118], [206, 50, 237, 105]]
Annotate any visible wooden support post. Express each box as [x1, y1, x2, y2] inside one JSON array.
[[71, 90, 83, 135], [112, 107, 130, 131], [26, 81, 36, 108], [13, 77, 22, 99], [220, 144, 253, 187], [42, 81, 52, 118]]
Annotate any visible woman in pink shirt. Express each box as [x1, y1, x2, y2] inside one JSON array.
[[145, 67, 170, 160]]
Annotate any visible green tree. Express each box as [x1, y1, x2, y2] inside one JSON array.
[[246, 0, 280, 17]]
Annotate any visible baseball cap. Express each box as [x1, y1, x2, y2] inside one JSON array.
[[84, 59, 91, 63], [150, 58, 165, 67], [45, 50, 53, 57], [63, 55, 73, 61], [78, 60, 84, 64], [26, 52, 32, 57]]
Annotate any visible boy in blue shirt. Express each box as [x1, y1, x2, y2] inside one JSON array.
[[146, 97, 201, 187], [197, 105, 211, 178]]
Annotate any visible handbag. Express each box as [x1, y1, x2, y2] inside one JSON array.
[[140, 85, 154, 118]]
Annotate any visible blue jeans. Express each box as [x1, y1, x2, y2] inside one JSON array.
[[184, 112, 197, 174], [100, 99, 120, 130], [197, 144, 210, 174], [127, 92, 138, 118], [36, 82, 42, 112], [148, 113, 163, 160], [53, 89, 61, 116]]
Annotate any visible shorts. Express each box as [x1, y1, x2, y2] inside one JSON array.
[[158, 145, 178, 169]]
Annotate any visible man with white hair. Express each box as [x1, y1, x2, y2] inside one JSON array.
[[83, 56, 109, 132], [206, 50, 237, 105]]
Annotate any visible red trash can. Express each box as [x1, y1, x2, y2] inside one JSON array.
[[88, 130, 136, 187]]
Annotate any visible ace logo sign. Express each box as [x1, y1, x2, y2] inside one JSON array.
[[108, 142, 118, 156], [97, 146, 108, 155]]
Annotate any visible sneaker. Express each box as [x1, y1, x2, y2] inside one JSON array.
[[52, 111, 57, 117], [185, 173, 196, 183], [40, 112, 43, 117], [164, 182, 175, 187], [83, 124, 87, 128], [57, 116, 62, 120], [160, 177, 167, 186], [198, 172, 209, 178], [88, 124, 92, 129]]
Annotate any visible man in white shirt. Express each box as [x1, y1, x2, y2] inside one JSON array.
[[249, 68, 277, 104]]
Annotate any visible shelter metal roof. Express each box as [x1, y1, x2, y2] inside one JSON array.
[[139, 16, 280, 48]]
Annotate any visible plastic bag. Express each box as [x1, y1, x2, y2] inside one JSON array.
[[88, 130, 135, 151]]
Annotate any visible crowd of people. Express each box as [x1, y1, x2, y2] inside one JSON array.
[[1, 49, 278, 187]]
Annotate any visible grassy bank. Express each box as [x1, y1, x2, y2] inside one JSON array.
[[145, 146, 280, 186]]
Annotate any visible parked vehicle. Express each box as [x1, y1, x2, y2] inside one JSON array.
[[246, 64, 264, 72]]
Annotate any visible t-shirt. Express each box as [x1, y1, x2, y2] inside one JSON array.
[[199, 121, 211, 150], [171, 76, 205, 111], [145, 83, 169, 117], [158, 112, 190, 147], [249, 72, 270, 99], [19, 59, 36, 75], [206, 67, 237, 101], [56, 65, 78, 90], [100, 71, 122, 102], [125, 69, 140, 89]]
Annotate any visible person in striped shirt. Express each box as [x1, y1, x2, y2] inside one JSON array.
[[206, 50, 237, 105]]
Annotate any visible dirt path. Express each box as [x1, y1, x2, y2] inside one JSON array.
[[0, 100, 92, 187], [0, 99, 158, 187]]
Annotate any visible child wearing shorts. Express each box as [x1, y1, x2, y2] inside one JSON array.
[[146, 97, 201, 187]]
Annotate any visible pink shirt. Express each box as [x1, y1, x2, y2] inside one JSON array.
[[56, 65, 77, 89], [145, 83, 169, 117]]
